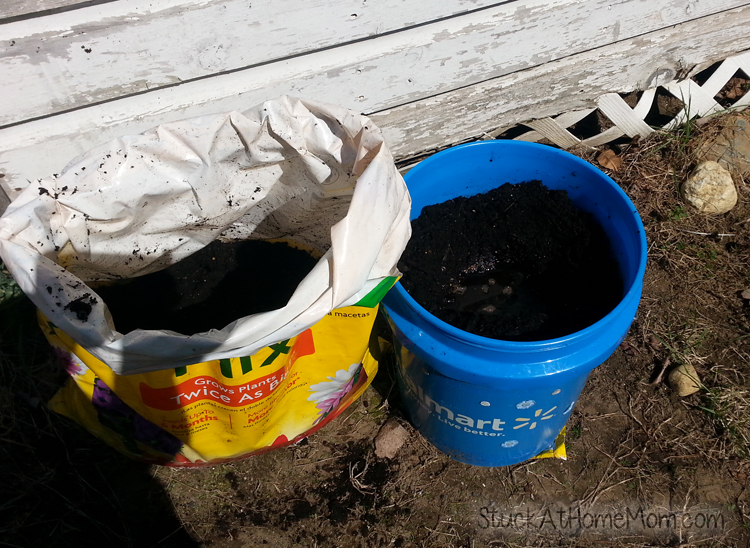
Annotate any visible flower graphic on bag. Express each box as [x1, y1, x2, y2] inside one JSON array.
[[308, 362, 362, 423], [53, 347, 89, 377]]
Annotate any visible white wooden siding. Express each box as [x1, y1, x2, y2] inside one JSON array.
[[0, 0, 508, 126], [1, 0, 750, 198], [3, 0, 88, 20], [374, 10, 750, 160], [2, 0, 746, 127]]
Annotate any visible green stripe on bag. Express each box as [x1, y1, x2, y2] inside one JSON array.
[[353, 276, 398, 308]]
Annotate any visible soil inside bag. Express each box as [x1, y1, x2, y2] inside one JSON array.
[[397, 180, 624, 341], [97, 240, 317, 335]]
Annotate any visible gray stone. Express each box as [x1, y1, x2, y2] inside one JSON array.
[[681, 161, 737, 214], [697, 114, 750, 175]]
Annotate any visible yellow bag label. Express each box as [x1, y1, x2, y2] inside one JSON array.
[[43, 305, 381, 466]]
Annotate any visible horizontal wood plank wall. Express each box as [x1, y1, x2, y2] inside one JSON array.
[[1, 0, 750, 196], [0, 0, 507, 126], [3, 0, 95, 20], [372, 7, 750, 161]]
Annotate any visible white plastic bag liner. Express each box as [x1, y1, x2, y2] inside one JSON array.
[[0, 97, 411, 375]]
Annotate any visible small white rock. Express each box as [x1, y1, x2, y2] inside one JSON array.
[[668, 363, 702, 397], [374, 417, 409, 459], [681, 161, 737, 214]]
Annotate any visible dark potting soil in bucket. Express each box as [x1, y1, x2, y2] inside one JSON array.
[[398, 180, 624, 341], [96, 240, 317, 334]]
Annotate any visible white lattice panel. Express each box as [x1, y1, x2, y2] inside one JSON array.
[[505, 51, 750, 149]]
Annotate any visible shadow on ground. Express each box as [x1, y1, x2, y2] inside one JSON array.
[[0, 295, 198, 548]]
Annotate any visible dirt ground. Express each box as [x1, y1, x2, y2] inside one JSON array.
[[2, 107, 750, 548]]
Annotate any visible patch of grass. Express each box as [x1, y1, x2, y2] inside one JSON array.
[[668, 205, 688, 221], [675, 94, 700, 155], [654, 320, 710, 371], [0, 264, 23, 304], [646, 93, 700, 166], [698, 386, 750, 458], [696, 246, 718, 263], [0, 272, 67, 543]]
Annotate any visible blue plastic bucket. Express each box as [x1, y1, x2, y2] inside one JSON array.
[[382, 141, 647, 466]]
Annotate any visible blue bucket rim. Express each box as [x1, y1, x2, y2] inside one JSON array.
[[393, 140, 648, 352]]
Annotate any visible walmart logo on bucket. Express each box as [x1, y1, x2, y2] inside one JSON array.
[[402, 372, 506, 436], [401, 370, 571, 447]]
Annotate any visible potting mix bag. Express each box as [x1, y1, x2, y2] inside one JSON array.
[[0, 96, 411, 465]]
